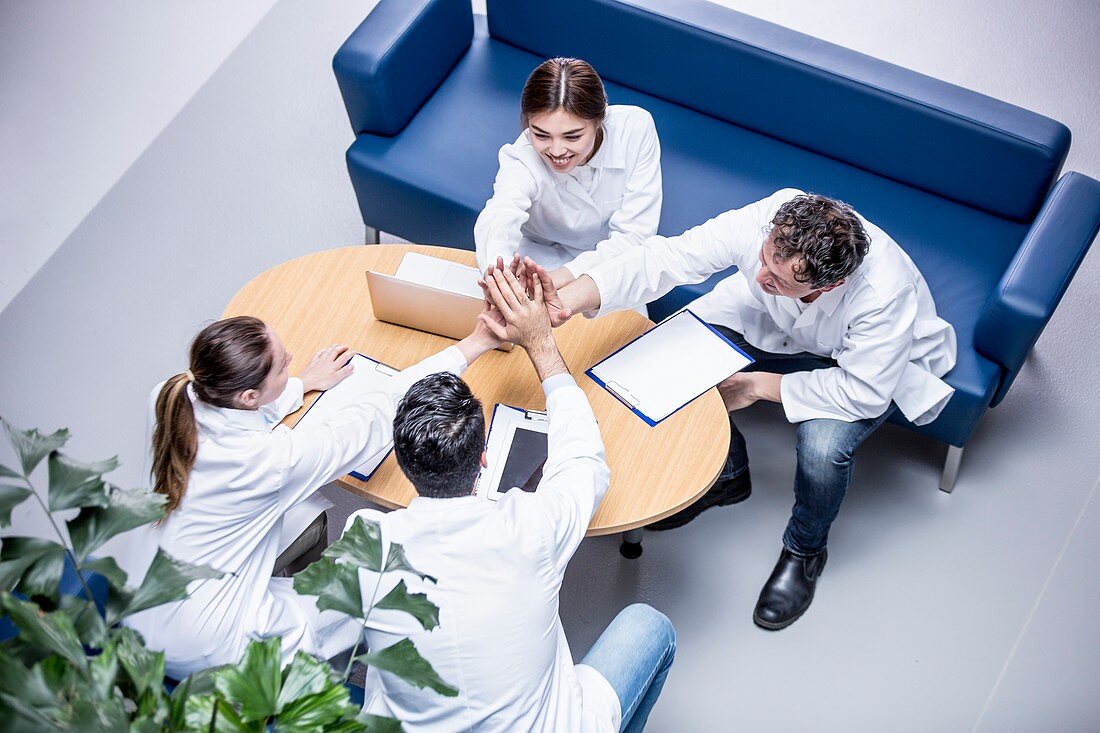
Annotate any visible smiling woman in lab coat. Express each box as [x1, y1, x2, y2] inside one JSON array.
[[125, 315, 501, 679], [474, 57, 662, 283]]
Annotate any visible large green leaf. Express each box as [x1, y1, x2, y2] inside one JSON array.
[[374, 579, 439, 632], [0, 463, 23, 479], [67, 487, 166, 562], [0, 537, 67, 598], [70, 694, 131, 733], [212, 697, 264, 733], [122, 547, 223, 618], [214, 637, 281, 723], [47, 453, 115, 512], [1, 419, 69, 477], [82, 555, 128, 589], [323, 516, 384, 570], [0, 592, 87, 670], [57, 594, 108, 649], [115, 626, 166, 698], [88, 639, 120, 699], [277, 651, 335, 710], [128, 715, 163, 733], [357, 639, 457, 698], [0, 648, 59, 712], [183, 691, 219, 731], [0, 483, 32, 527], [0, 691, 67, 733], [359, 713, 403, 733], [292, 558, 363, 619], [382, 543, 435, 584], [325, 517, 435, 583], [275, 684, 357, 733]]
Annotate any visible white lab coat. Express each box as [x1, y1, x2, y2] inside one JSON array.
[[474, 105, 662, 273], [124, 346, 467, 679], [348, 376, 620, 733], [581, 189, 958, 425]]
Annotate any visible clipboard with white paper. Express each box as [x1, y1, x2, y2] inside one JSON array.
[[292, 353, 399, 481], [585, 309, 754, 426], [476, 404, 550, 501]]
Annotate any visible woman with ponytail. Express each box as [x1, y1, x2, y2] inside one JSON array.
[[126, 314, 502, 678], [474, 57, 663, 285]]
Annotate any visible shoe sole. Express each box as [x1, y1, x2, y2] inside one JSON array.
[[752, 604, 810, 631]]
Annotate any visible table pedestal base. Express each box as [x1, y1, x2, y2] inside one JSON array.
[[619, 528, 644, 559]]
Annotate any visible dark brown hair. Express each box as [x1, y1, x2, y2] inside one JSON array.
[[151, 316, 272, 515], [768, 194, 870, 288], [520, 57, 608, 129]]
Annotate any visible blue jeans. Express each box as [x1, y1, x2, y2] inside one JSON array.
[[713, 326, 895, 557], [580, 604, 676, 733]]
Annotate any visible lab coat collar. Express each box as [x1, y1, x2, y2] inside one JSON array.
[[808, 279, 849, 317], [190, 384, 273, 433], [407, 495, 483, 512], [584, 125, 624, 169]]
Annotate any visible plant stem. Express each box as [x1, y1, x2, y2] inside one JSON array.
[[24, 475, 96, 605], [343, 557, 387, 681]]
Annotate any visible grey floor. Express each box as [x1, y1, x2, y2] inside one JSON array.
[[2, 2, 1099, 732]]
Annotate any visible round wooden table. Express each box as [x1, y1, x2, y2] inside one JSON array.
[[223, 244, 730, 551]]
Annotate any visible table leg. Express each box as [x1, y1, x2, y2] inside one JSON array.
[[619, 528, 643, 559]]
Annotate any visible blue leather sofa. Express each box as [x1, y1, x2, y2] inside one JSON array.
[[333, 0, 1100, 491]]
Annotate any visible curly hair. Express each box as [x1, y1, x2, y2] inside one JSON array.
[[767, 194, 870, 288]]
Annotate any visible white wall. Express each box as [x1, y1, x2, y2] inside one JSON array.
[[0, 0, 276, 314]]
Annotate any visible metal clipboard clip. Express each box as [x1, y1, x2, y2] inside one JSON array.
[[374, 362, 398, 377], [523, 408, 548, 422], [605, 381, 640, 408]]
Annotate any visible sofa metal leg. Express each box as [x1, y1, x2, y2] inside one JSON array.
[[365, 226, 380, 245], [619, 528, 643, 559], [940, 445, 964, 493]]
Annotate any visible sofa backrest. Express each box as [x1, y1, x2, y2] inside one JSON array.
[[487, 0, 1069, 223]]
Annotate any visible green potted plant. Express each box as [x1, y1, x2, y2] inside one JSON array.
[[0, 418, 456, 732]]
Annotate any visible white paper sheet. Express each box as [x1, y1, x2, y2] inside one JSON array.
[[587, 310, 753, 425], [292, 353, 398, 479]]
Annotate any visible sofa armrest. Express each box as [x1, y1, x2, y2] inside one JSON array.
[[975, 172, 1100, 406], [333, 0, 473, 136]]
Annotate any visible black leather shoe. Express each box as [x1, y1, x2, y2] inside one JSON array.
[[753, 548, 827, 630], [647, 471, 751, 531]]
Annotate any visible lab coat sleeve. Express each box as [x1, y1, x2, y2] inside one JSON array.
[[509, 377, 610, 575], [583, 188, 801, 316], [475, 143, 539, 271], [780, 286, 917, 422], [563, 112, 662, 277], [272, 347, 468, 511], [259, 378, 305, 424]]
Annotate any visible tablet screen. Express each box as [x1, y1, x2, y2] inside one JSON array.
[[498, 427, 548, 494]]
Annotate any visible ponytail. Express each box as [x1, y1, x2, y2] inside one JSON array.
[[151, 316, 272, 517], [152, 373, 197, 515]]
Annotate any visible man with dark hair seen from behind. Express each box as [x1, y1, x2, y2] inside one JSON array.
[[345, 264, 675, 732], [542, 188, 957, 630]]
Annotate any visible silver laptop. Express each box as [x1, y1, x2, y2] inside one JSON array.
[[365, 253, 513, 351]]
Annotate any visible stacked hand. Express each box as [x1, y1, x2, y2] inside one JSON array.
[[480, 255, 573, 328], [478, 258, 568, 381]]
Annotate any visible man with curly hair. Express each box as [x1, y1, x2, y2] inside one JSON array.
[[543, 188, 957, 629]]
